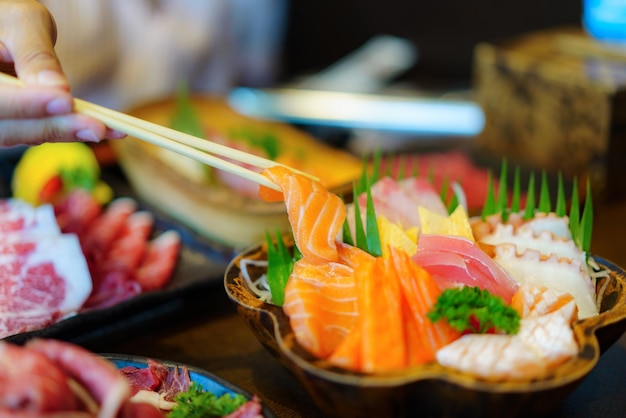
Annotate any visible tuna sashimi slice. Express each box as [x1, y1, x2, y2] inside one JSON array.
[[81, 197, 137, 271], [413, 234, 519, 303], [134, 230, 181, 292], [53, 189, 103, 237]]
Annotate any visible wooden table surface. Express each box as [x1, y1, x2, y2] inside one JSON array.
[[88, 194, 626, 418]]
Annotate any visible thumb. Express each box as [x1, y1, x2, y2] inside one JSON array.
[[7, 3, 69, 90]]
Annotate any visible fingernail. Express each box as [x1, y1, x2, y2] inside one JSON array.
[[46, 97, 72, 115], [75, 129, 101, 143], [37, 70, 68, 87], [106, 129, 127, 139]]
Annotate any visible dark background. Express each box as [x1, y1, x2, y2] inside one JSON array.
[[280, 1, 584, 85]]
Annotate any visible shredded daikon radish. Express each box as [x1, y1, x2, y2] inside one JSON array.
[[588, 256, 612, 311], [240, 258, 273, 302]]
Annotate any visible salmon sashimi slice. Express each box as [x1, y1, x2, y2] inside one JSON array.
[[336, 241, 374, 268], [282, 259, 357, 358], [436, 310, 577, 380], [328, 246, 461, 372], [358, 255, 406, 373], [390, 247, 462, 365], [261, 166, 346, 264], [328, 252, 405, 373], [328, 320, 362, 371]]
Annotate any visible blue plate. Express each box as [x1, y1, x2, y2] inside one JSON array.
[[103, 354, 276, 417]]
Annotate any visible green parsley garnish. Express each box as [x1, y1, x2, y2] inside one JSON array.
[[427, 287, 520, 335], [169, 382, 247, 418]]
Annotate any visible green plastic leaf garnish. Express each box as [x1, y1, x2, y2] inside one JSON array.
[[538, 170, 551, 213], [342, 200, 355, 246], [481, 171, 496, 220], [478, 161, 593, 254], [229, 127, 281, 160], [170, 83, 204, 139], [510, 166, 521, 214], [365, 185, 382, 257], [439, 175, 450, 209], [569, 178, 580, 246], [496, 159, 508, 221], [523, 172, 536, 220], [358, 150, 382, 194], [353, 185, 368, 252], [580, 179, 593, 253], [555, 173, 566, 217], [447, 185, 459, 214], [265, 230, 299, 306], [347, 152, 384, 256]]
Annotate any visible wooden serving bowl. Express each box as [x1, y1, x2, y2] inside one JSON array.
[[224, 245, 626, 418]]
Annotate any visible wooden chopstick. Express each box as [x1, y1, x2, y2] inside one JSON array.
[[73, 99, 283, 191], [0, 72, 320, 191]]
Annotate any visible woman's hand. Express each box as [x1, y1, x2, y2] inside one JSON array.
[[0, 0, 124, 147]]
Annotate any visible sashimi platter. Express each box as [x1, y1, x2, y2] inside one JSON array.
[[0, 142, 226, 343], [225, 158, 626, 417]]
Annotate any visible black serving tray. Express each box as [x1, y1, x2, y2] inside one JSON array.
[[2, 163, 238, 347]]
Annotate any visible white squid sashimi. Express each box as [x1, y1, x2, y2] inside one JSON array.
[[512, 282, 578, 323], [523, 213, 572, 240], [494, 245, 598, 319], [437, 311, 577, 380], [480, 223, 586, 265]]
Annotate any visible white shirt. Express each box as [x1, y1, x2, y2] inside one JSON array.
[[41, 0, 286, 110]]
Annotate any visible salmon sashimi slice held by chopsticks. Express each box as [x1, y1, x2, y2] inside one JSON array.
[[261, 166, 345, 264], [261, 166, 461, 373], [261, 166, 357, 357]]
